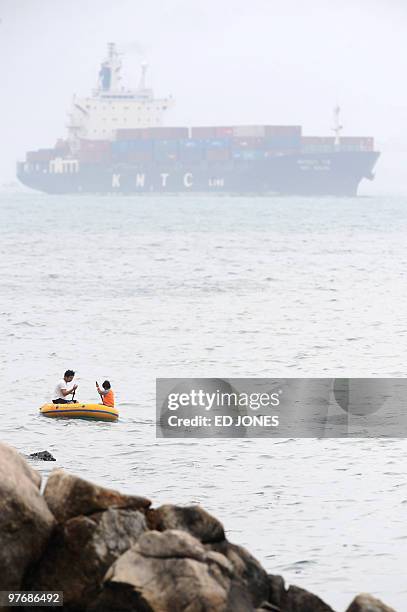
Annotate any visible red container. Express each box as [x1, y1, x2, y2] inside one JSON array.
[[78, 150, 111, 163], [79, 139, 111, 152], [116, 128, 146, 140], [233, 125, 266, 138], [215, 126, 234, 137], [144, 127, 189, 140], [302, 136, 335, 145], [26, 149, 55, 162], [116, 127, 189, 140], [54, 139, 70, 152], [265, 125, 302, 136], [190, 127, 217, 139]]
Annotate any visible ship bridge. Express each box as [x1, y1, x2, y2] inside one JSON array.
[[67, 43, 173, 141]]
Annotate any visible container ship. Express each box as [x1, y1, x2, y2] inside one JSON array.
[[17, 43, 380, 196]]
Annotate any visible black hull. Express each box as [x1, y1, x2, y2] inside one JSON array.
[[17, 151, 380, 196]]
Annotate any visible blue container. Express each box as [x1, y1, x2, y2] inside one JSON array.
[[179, 149, 203, 162], [204, 138, 231, 149], [264, 135, 300, 149], [153, 150, 178, 162], [153, 140, 178, 151], [232, 150, 265, 160], [179, 139, 206, 150]]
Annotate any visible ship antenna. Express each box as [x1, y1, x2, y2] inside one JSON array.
[[138, 62, 148, 91], [332, 105, 343, 146]]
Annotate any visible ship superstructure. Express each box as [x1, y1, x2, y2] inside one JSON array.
[[67, 43, 172, 142], [17, 44, 380, 196]]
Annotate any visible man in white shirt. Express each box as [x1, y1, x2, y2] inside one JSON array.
[[52, 370, 78, 404]]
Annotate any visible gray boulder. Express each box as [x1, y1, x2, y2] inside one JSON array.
[[44, 469, 151, 522], [147, 503, 225, 543], [267, 574, 334, 612], [0, 443, 55, 589], [90, 529, 254, 612], [209, 540, 270, 607], [345, 593, 396, 612], [25, 507, 147, 611]]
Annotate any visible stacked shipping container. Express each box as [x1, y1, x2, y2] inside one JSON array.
[[24, 127, 375, 167]]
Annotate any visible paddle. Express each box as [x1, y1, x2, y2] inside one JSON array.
[[72, 387, 76, 403]]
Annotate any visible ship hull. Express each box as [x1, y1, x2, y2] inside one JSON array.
[[17, 151, 380, 196]]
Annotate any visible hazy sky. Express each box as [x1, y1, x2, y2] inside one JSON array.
[[1, 0, 407, 191]]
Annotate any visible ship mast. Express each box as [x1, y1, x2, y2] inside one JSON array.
[[332, 105, 343, 146], [97, 42, 122, 93], [138, 62, 148, 91]]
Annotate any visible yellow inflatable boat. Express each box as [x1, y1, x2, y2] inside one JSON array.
[[40, 403, 119, 422]]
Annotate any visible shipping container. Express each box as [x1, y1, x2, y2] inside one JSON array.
[[124, 151, 153, 163], [153, 140, 178, 152], [178, 149, 203, 163], [153, 150, 178, 162], [265, 125, 302, 137], [116, 128, 146, 141], [204, 139, 231, 149], [264, 135, 301, 150], [178, 139, 206, 150], [232, 138, 265, 149], [55, 139, 70, 152], [116, 127, 189, 141], [215, 126, 234, 137], [233, 125, 266, 138], [232, 150, 265, 160], [145, 127, 189, 140], [190, 127, 217, 139], [341, 137, 374, 150], [78, 150, 111, 163], [206, 149, 230, 162], [302, 136, 335, 145], [79, 139, 111, 152], [112, 140, 153, 153], [26, 149, 56, 162], [301, 145, 333, 153]]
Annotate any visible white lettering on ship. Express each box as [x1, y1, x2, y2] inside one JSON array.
[[136, 173, 146, 187], [112, 174, 121, 187], [161, 173, 169, 187], [183, 173, 193, 187], [208, 178, 225, 187], [298, 159, 331, 171]]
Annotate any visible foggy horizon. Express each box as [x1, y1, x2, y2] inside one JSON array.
[[2, 0, 407, 193]]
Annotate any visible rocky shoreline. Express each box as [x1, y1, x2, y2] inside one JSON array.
[[0, 443, 396, 612]]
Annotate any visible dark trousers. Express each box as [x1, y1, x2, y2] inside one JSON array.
[[52, 398, 77, 404]]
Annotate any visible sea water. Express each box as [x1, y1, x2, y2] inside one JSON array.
[[1, 192, 406, 609]]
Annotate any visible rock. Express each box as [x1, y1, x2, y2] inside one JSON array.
[[256, 604, 281, 612], [268, 575, 285, 608], [24, 507, 147, 610], [345, 593, 396, 612], [0, 443, 55, 590], [209, 540, 270, 608], [90, 529, 254, 612], [44, 469, 151, 522], [284, 585, 334, 611], [28, 450, 56, 461], [136, 528, 207, 561], [267, 575, 334, 612], [147, 503, 225, 543]]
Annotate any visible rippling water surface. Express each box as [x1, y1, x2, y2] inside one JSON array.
[[1, 193, 406, 609]]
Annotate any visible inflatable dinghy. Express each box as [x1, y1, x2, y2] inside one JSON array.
[[40, 403, 118, 422]]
